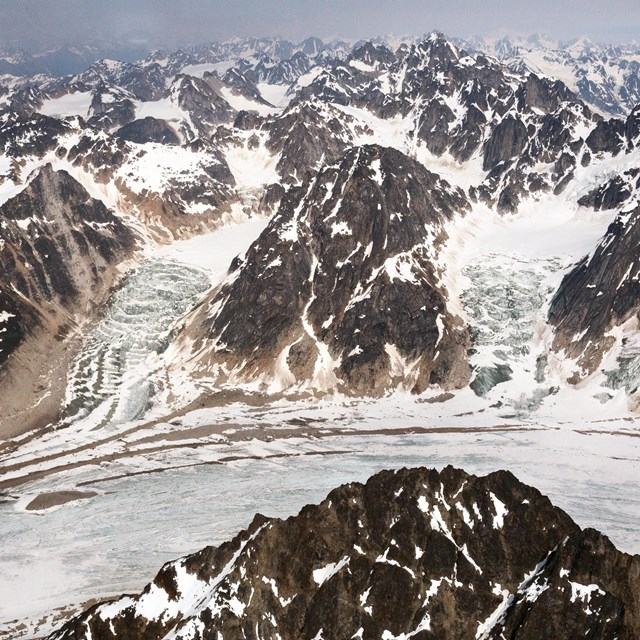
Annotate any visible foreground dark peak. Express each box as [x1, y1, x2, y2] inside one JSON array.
[[51, 466, 640, 640]]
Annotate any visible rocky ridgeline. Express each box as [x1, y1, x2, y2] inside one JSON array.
[[49, 466, 640, 640], [0, 165, 137, 431], [548, 105, 640, 379], [471, 34, 640, 118]]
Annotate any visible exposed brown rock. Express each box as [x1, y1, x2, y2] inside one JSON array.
[[179, 144, 471, 395], [49, 467, 640, 640]]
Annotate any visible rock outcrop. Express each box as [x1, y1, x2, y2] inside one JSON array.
[[116, 117, 181, 146], [49, 466, 640, 640], [549, 203, 640, 380]]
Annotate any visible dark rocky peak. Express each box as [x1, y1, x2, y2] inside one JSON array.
[[549, 202, 640, 380], [6, 84, 44, 117], [0, 112, 71, 159], [298, 36, 325, 57], [64, 128, 129, 181], [183, 144, 470, 394], [294, 35, 515, 131], [168, 74, 235, 138], [147, 48, 199, 76], [493, 36, 521, 59], [407, 32, 464, 71], [0, 164, 137, 364], [227, 36, 296, 61], [516, 73, 578, 113], [578, 168, 639, 212], [87, 83, 137, 130], [76, 59, 168, 102], [482, 114, 529, 171], [149, 41, 244, 76], [476, 102, 593, 211], [251, 51, 313, 85], [347, 42, 397, 70], [1, 163, 137, 256], [625, 104, 640, 147], [586, 117, 626, 155], [57, 57, 164, 101], [295, 62, 368, 107], [0, 163, 138, 430], [120, 62, 166, 102], [266, 100, 354, 185], [76, 58, 131, 86], [264, 36, 297, 60], [220, 68, 269, 105], [49, 466, 640, 640], [39, 76, 90, 100], [235, 53, 271, 76], [116, 116, 180, 146]]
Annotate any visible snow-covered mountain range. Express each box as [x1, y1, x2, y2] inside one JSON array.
[[2, 32, 640, 433], [3, 29, 640, 640], [468, 34, 640, 117]]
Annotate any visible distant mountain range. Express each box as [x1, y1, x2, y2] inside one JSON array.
[[3, 34, 640, 117], [0, 42, 151, 77]]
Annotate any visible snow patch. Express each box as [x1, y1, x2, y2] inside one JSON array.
[[313, 556, 350, 586]]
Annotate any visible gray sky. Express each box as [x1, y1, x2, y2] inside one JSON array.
[[1, 0, 639, 51]]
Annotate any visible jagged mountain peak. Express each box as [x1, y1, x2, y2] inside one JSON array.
[[178, 143, 471, 394], [408, 32, 465, 69], [348, 41, 397, 69], [49, 466, 640, 640]]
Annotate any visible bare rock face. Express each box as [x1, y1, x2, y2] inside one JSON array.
[[75, 59, 167, 102], [266, 100, 354, 185], [116, 117, 180, 145], [482, 115, 528, 171], [548, 203, 640, 378], [169, 75, 236, 140], [182, 144, 471, 394], [87, 84, 137, 130], [49, 466, 640, 640], [0, 165, 138, 430], [250, 50, 313, 85]]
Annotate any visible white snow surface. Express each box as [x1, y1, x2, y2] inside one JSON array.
[[313, 557, 350, 586], [257, 83, 294, 108], [152, 216, 268, 278], [39, 92, 93, 118], [135, 97, 187, 123], [218, 86, 279, 116]]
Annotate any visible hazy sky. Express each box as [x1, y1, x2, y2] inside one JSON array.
[[1, 0, 639, 51]]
